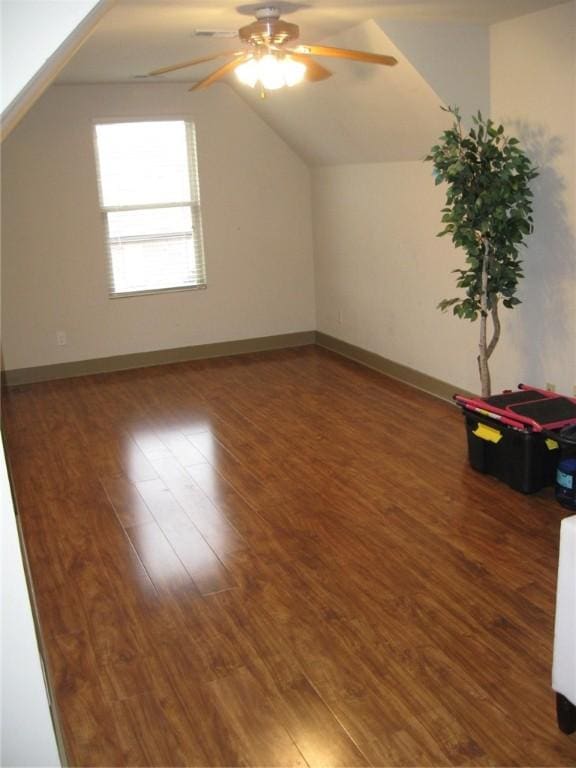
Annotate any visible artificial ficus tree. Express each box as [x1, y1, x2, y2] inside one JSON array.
[[426, 106, 538, 397]]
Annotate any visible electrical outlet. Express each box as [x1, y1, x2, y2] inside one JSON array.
[[546, 382, 556, 392], [337, 309, 343, 326], [56, 331, 67, 346]]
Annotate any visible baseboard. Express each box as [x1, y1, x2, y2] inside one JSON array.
[[4, 329, 470, 403], [316, 331, 472, 403], [3, 331, 316, 386]]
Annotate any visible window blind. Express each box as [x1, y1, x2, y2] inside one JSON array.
[[93, 120, 206, 297]]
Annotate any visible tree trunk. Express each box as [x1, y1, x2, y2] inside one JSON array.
[[477, 245, 491, 397], [486, 298, 501, 360]]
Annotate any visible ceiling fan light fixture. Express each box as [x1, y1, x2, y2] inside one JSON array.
[[149, 7, 397, 92], [235, 54, 306, 91]]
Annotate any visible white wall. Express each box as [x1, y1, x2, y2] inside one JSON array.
[[313, 1, 575, 396], [490, 0, 576, 395], [313, 161, 480, 390], [1, 82, 315, 372], [1, 444, 61, 767]]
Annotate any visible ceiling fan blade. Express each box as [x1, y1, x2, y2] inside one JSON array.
[[294, 44, 397, 67], [149, 50, 242, 77], [189, 54, 249, 92], [285, 52, 332, 82]]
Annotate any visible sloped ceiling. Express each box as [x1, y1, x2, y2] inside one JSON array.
[[378, 18, 490, 121], [236, 19, 450, 165], [57, 0, 567, 84], [55, 0, 567, 166]]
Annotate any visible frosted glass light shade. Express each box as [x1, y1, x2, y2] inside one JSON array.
[[258, 54, 285, 90], [235, 58, 259, 87], [235, 54, 306, 90], [283, 57, 307, 87]]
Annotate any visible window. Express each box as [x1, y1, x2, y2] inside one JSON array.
[[93, 120, 206, 297]]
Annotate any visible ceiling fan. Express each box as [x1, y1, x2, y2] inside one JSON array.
[[148, 6, 398, 94]]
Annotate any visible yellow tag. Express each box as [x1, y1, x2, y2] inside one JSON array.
[[473, 423, 503, 444], [545, 438, 559, 451]]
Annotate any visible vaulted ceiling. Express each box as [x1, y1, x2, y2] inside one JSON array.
[[58, 0, 565, 84], [56, 0, 567, 165], [233, 19, 451, 165]]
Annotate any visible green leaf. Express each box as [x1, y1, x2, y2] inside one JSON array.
[[437, 298, 459, 311], [427, 105, 537, 330]]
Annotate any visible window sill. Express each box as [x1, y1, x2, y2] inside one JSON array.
[[109, 283, 207, 299]]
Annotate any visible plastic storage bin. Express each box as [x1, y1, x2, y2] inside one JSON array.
[[456, 385, 576, 495], [555, 425, 576, 509], [464, 410, 559, 493]]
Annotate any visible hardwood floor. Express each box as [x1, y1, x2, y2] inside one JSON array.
[[3, 346, 575, 767]]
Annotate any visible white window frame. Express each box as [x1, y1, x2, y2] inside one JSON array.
[[93, 117, 207, 299]]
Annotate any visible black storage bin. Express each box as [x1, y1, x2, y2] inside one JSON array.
[[464, 411, 560, 493]]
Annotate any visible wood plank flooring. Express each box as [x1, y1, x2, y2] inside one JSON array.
[[3, 346, 576, 767]]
